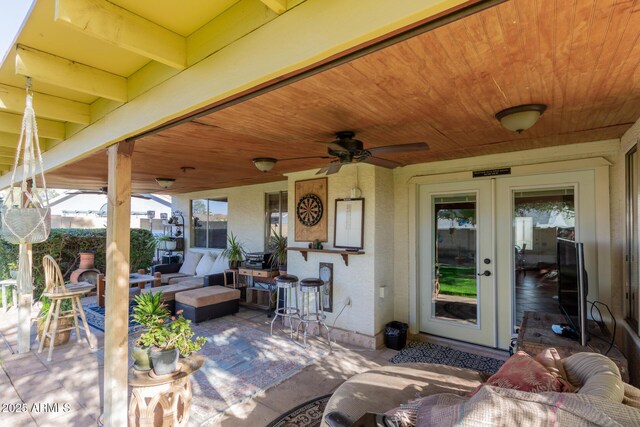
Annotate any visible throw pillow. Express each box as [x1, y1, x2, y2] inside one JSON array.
[[208, 253, 229, 275], [195, 252, 216, 277], [479, 351, 565, 394], [534, 348, 576, 392], [179, 251, 203, 276]]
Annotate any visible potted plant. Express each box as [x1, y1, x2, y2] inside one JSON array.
[[269, 231, 288, 274], [220, 231, 246, 270], [138, 310, 206, 376], [130, 292, 170, 371], [37, 295, 73, 347], [156, 235, 177, 251]]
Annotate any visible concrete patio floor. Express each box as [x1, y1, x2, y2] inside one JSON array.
[[0, 297, 508, 426]]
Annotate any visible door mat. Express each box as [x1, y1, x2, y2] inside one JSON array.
[[390, 342, 505, 375], [266, 394, 332, 427]]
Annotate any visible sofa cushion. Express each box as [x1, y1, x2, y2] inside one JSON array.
[[479, 351, 566, 394], [179, 251, 203, 276], [563, 352, 624, 401], [195, 252, 217, 277], [141, 279, 204, 301], [322, 363, 483, 426], [209, 253, 229, 275], [175, 286, 241, 308], [162, 272, 191, 285], [169, 276, 204, 286]]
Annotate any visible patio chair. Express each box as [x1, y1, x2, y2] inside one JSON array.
[[38, 255, 94, 361]]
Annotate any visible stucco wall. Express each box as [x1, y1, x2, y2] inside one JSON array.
[[287, 165, 378, 336], [374, 168, 396, 333]]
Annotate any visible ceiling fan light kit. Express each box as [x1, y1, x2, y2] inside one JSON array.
[[155, 177, 176, 189], [495, 104, 547, 133], [253, 158, 277, 172]]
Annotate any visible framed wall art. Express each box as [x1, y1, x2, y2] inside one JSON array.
[[294, 177, 328, 242], [334, 198, 364, 249]]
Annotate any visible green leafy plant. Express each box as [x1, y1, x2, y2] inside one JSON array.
[[131, 292, 170, 330], [220, 231, 246, 268], [269, 230, 288, 268], [138, 310, 206, 357]]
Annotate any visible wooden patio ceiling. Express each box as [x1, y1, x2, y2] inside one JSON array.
[[45, 0, 640, 194]]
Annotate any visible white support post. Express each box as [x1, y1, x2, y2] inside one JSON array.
[[102, 140, 134, 426], [17, 243, 32, 353]]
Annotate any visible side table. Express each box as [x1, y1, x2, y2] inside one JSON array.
[[0, 279, 18, 311], [128, 354, 204, 427], [517, 311, 628, 382]]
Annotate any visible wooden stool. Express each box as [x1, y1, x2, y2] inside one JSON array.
[[38, 255, 94, 361]]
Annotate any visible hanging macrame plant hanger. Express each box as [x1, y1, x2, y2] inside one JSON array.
[[0, 77, 51, 353]]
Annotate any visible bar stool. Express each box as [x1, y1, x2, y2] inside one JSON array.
[[296, 278, 331, 348], [38, 255, 94, 361], [270, 274, 299, 338]]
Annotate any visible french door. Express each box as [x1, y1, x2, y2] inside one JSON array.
[[417, 170, 597, 349], [418, 180, 496, 346]]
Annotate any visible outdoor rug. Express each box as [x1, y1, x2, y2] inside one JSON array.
[[82, 301, 140, 333], [390, 342, 505, 375], [189, 318, 328, 426], [266, 394, 332, 427]]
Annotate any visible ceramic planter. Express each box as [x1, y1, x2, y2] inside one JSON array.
[[131, 345, 152, 371], [149, 347, 179, 375]]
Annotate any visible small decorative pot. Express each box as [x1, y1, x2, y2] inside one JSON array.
[[149, 347, 179, 375], [131, 345, 152, 371]]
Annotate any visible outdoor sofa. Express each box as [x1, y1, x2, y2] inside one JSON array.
[[322, 350, 640, 426], [151, 250, 230, 286]]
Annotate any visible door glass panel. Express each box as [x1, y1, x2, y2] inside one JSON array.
[[432, 194, 477, 324], [513, 188, 575, 327]]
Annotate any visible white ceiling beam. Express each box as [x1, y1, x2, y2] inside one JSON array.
[[260, 0, 288, 14], [55, 0, 187, 70], [15, 45, 128, 102], [0, 83, 90, 124], [0, 112, 65, 140]]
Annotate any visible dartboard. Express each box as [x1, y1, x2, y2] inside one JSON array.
[[297, 193, 323, 227]]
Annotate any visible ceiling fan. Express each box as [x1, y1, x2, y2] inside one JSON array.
[[67, 187, 151, 199], [260, 131, 429, 175]]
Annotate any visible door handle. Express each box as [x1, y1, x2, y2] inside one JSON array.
[[477, 270, 491, 277]]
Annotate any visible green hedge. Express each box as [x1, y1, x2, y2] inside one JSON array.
[[0, 228, 155, 300]]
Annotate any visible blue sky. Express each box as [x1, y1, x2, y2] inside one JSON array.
[[0, 1, 34, 64]]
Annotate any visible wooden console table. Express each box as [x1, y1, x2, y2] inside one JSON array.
[[128, 355, 204, 427], [517, 311, 628, 382], [238, 268, 278, 311]]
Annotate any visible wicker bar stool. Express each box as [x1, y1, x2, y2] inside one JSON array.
[[38, 255, 94, 361], [270, 274, 299, 338], [296, 278, 331, 348]]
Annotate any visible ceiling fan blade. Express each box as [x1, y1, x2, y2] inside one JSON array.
[[325, 162, 343, 175], [361, 156, 403, 169], [367, 142, 429, 155], [132, 193, 151, 200], [316, 165, 330, 175], [320, 142, 350, 154]]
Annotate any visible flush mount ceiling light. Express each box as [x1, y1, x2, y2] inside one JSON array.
[[253, 158, 277, 172], [495, 104, 547, 133], [155, 178, 175, 189]]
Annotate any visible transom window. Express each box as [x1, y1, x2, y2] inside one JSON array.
[[191, 198, 228, 249]]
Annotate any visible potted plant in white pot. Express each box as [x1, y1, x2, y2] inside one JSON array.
[[131, 292, 170, 371], [220, 231, 246, 270], [155, 235, 177, 251], [269, 231, 288, 275]]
